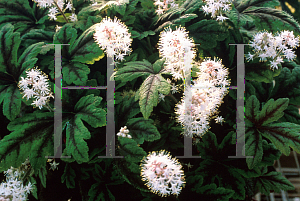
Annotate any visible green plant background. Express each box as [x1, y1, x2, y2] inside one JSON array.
[[0, 0, 299, 200]]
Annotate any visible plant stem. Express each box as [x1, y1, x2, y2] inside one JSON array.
[[46, 102, 54, 112], [78, 179, 85, 201], [53, 0, 69, 23], [167, 92, 178, 103]]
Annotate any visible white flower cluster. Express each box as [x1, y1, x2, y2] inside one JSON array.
[[93, 17, 133, 61], [175, 58, 230, 137], [246, 30, 300, 70], [117, 126, 132, 139], [202, 0, 232, 22], [153, 0, 178, 15], [33, 0, 77, 22], [18, 67, 54, 110], [0, 160, 33, 201], [140, 150, 185, 197], [157, 26, 196, 80]]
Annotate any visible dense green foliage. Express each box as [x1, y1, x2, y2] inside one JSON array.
[[0, 0, 300, 200]]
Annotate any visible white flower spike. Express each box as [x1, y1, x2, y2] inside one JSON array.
[[140, 150, 185, 197], [175, 58, 230, 137], [93, 16, 132, 61], [157, 26, 196, 80]]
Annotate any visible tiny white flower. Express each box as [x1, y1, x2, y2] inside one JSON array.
[[171, 83, 178, 94], [215, 116, 224, 125], [48, 6, 58, 14], [216, 14, 228, 22], [48, 12, 57, 21], [49, 160, 59, 171], [69, 13, 77, 22], [65, 1, 73, 11], [55, 25, 62, 33], [158, 92, 165, 101], [154, 0, 178, 15]]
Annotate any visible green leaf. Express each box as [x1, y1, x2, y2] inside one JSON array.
[[152, 58, 167, 74], [115, 94, 140, 126], [270, 67, 300, 105], [0, 0, 48, 36], [0, 23, 20, 73], [65, 94, 106, 164], [55, 13, 72, 23], [62, 62, 90, 86], [197, 131, 219, 160], [52, 23, 104, 85], [250, 7, 300, 34], [137, 30, 156, 40], [115, 59, 170, 119], [257, 140, 281, 167], [203, 185, 235, 201], [76, 15, 103, 32], [245, 61, 282, 83], [280, 105, 300, 124], [21, 29, 54, 51], [114, 59, 153, 82], [1, 112, 65, 172], [69, 24, 105, 65], [88, 183, 105, 201], [116, 137, 149, 193], [245, 95, 289, 126], [187, 19, 228, 50], [36, 165, 47, 188], [27, 176, 38, 199], [0, 24, 44, 120], [255, 171, 295, 195], [113, 3, 127, 15], [61, 163, 76, 189], [245, 129, 263, 169], [245, 95, 261, 124], [257, 98, 289, 126], [126, 117, 161, 144], [2, 85, 22, 121], [18, 41, 45, 75], [53, 23, 77, 52], [260, 122, 300, 155], [139, 74, 171, 119], [154, 0, 202, 32], [231, 0, 300, 35]]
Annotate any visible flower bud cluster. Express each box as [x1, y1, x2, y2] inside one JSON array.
[[157, 26, 196, 80], [140, 150, 185, 197], [117, 126, 132, 139], [93, 17, 132, 61], [18, 67, 54, 110], [246, 30, 300, 70], [153, 0, 178, 15], [175, 58, 230, 137], [0, 159, 33, 201], [202, 0, 232, 22]]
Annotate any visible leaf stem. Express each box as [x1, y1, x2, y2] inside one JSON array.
[[46, 102, 54, 112], [53, 0, 70, 23], [167, 92, 178, 103]]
